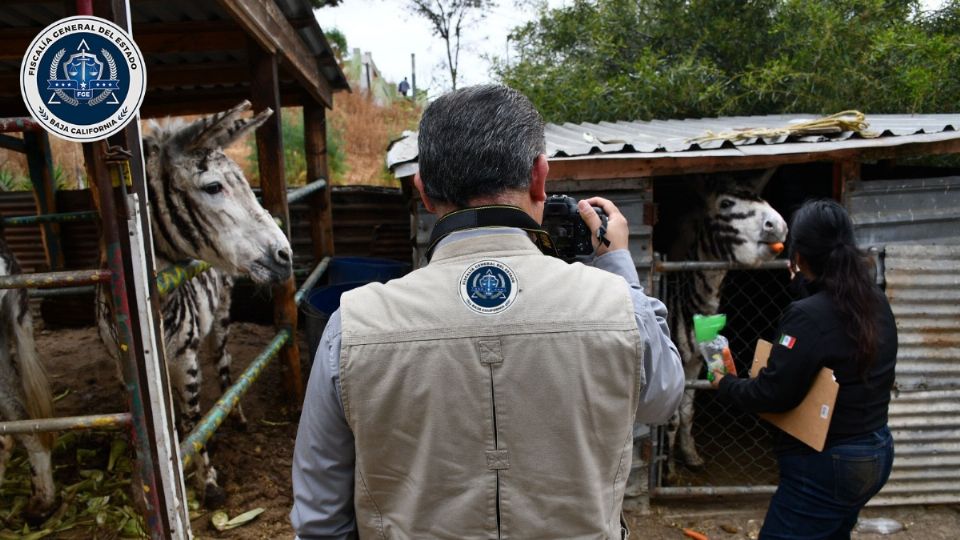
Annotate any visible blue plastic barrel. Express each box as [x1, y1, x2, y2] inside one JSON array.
[[327, 257, 410, 285], [302, 281, 368, 361]]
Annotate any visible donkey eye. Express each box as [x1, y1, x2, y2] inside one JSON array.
[[719, 199, 735, 209], [202, 182, 223, 195]]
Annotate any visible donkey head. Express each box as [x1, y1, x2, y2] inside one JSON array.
[[143, 101, 292, 284], [697, 170, 788, 265]]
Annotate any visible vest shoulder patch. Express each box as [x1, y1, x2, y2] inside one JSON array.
[[459, 260, 518, 315]]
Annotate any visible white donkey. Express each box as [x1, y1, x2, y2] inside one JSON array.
[[665, 174, 788, 482], [98, 101, 292, 507], [0, 238, 55, 519]]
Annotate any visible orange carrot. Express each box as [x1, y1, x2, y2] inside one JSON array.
[[769, 242, 785, 254], [682, 528, 709, 540], [722, 347, 738, 377]]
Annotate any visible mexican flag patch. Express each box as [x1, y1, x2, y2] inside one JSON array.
[[779, 334, 797, 349]]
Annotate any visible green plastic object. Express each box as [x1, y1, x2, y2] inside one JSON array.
[[693, 314, 727, 343]]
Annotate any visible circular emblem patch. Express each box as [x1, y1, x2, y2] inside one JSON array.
[[20, 16, 146, 142], [460, 260, 519, 315]]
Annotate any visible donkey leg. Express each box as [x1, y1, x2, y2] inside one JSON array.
[[677, 387, 705, 469], [0, 435, 13, 489], [0, 380, 55, 518], [665, 411, 681, 483], [173, 346, 226, 508], [20, 433, 56, 520]]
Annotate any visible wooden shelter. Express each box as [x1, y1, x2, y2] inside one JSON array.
[[0, 1, 348, 538], [389, 113, 960, 507]]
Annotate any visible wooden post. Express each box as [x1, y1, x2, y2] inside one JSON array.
[[23, 131, 65, 270], [304, 100, 335, 261], [249, 39, 303, 405], [832, 159, 861, 204]]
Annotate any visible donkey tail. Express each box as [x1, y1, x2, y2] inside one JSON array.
[[13, 302, 54, 447]]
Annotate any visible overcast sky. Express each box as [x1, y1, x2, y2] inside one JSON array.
[[314, 1, 568, 97], [315, 0, 946, 97]]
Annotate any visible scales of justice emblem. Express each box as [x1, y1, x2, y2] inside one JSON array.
[[46, 38, 120, 107], [471, 269, 508, 300], [460, 260, 517, 315]]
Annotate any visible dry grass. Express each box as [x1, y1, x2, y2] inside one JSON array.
[[328, 91, 421, 187], [0, 92, 419, 190]]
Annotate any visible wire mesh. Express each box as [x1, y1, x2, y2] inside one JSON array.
[[654, 266, 794, 492]]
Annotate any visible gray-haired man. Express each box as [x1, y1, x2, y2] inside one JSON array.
[[291, 84, 683, 539]]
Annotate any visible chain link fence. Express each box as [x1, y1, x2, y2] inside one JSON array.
[[649, 262, 794, 496]]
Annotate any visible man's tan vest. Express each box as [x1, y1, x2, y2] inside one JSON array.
[[340, 232, 643, 539]]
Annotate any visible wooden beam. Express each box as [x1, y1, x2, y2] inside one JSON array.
[[138, 85, 305, 118], [833, 160, 860, 203], [146, 63, 250, 89], [0, 134, 25, 153], [0, 21, 246, 60], [248, 38, 303, 406], [546, 137, 960, 182], [304, 101, 335, 261], [23, 131, 64, 270], [218, 0, 333, 108]]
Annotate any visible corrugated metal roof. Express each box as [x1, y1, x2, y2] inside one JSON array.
[[387, 114, 960, 177], [871, 243, 960, 505]]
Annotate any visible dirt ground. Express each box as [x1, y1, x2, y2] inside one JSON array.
[[20, 323, 960, 539]]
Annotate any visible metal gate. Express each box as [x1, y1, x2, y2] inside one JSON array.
[[649, 259, 792, 497]]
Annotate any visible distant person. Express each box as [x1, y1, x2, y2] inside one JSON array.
[[398, 77, 410, 97], [713, 199, 897, 539]]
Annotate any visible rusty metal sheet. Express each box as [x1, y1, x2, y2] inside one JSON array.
[[868, 244, 960, 506], [847, 176, 960, 246]]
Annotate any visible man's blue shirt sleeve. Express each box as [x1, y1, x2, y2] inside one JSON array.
[[591, 250, 685, 424], [290, 310, 358, 539]]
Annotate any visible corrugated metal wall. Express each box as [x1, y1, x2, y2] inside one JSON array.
[[846, 176, 960, 246], [328, 186, 410, 262], [0, 190, 99, 273], [871, 244, 960, 505]]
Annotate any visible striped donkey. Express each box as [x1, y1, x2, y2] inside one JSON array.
[[98, 101, 292, 507], [0, 236, 55, 519], [665, 173, 787, 482]]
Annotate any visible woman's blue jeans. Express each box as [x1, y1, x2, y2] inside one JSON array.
[[760, 425, 894, 540]]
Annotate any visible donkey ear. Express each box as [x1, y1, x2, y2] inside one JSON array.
[[185, 101, 274, 151], [741, 167, 777, 195]]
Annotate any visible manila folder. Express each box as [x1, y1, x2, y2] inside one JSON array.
[[750, 339, 839, 452]]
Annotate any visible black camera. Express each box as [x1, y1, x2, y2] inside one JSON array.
[[541, 195, 607, 262]]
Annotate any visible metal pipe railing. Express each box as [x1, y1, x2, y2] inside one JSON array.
[[0, 117, 43, 133], [0, 269, 111, 290], [155, 260, 211, 297], [656, 260, 790, 272], [28, 285, 97, 298], [653, 485, 777, 497], [285, 178, 327, 205], [179, 329, 291, 467], [0, 412, 131, 435], [2, 211, 98, 227], [294, 256, 330, 306]]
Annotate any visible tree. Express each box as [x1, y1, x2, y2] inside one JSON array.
[[408, 0, 495, 90], [496, 0, 960, 123]]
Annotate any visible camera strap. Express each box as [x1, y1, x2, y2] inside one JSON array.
[[425, 205, 559, 262]]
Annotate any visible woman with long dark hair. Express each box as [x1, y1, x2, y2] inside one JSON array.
[[714, 199, 897, 539]]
